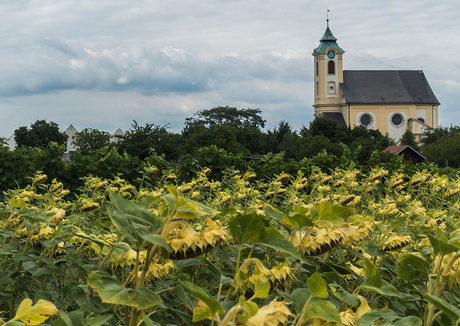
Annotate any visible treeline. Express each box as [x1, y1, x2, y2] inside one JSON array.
[[7, 106, 396, 163], [4, 106, 460, 181]]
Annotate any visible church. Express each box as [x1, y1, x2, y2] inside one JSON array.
[[313, 22, 440, 141]]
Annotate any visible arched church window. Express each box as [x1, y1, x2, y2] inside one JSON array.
[[328, 61, 335, 75], [417, 117, 425, 124]]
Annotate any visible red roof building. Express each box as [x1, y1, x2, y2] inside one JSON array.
[[382, 145, 426, 164]]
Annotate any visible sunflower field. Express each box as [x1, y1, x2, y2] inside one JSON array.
[[2, 162, 460, 326]]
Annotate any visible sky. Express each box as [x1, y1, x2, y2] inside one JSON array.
[[0, 0, 458, 138]]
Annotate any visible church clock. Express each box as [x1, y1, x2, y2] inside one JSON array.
[[327, 50, 335, 59]]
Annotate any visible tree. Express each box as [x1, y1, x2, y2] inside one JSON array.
[[116, 121, 178, 161], [300, 116, 348, 142], [423, 133, 460, 168], [264, 121, 301, 160], [14, 120, 68, 149], [72, 128, 112, 155], [181, 107, 266, 156], [399, 130, 419, 151], [184, 106, 266, 130]]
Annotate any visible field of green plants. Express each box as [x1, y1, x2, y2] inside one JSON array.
[[2, 159, 460, 326]]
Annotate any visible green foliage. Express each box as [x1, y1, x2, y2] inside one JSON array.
[[422, 133, 460, 168], [71, 128, 112, 155], [181, 106, 266, 156], [399, 129, 419, 150], [184, 106, 266, 130], [13, 119, 68, 149], [116, 120, 177, 160]]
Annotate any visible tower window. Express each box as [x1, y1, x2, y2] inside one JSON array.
[[316, 61, 318, 77], [316, 81, 319, 96], [328, 60, 335, 75], [328, 82, 335, 94]]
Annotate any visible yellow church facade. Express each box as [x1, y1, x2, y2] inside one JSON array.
[[312, 24, 439, 141]]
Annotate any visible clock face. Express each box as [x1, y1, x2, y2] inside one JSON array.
[[327, 51, 335, 59]]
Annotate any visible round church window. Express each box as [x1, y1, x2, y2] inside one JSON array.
[[360, 114, 372, 126], [391, 113, 403, 126]]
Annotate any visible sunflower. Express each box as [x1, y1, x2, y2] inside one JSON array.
[[291, 227, 344, 257], [379, 235, 412, 251], [167, 218, 229, 260], [244, 300, 292, 326]]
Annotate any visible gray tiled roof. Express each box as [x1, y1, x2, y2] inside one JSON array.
[[340, 70, 440, 105], [321, 112, 346, 126]]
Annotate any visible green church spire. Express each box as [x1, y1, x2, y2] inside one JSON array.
[[315, 20, 344, 53]]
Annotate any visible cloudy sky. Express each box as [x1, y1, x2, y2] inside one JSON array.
[[0, 0, 457, 138]]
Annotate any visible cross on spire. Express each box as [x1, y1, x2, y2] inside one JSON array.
[[327, 9, 330, 27]]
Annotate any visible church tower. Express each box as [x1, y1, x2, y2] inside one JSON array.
[[312, 21, 345, 117]]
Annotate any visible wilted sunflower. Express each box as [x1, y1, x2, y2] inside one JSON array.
[[81, 202, 100, 212], [108, 245, 147, 269], [166, 173, 177, 181], [46, 207, 66, 224], [167, 218, 229, 260], [379, 235, 412, 251], [48, 179, 64, 193], [291, 227, 344, 256], [340, 221, 373, 246], [276, 172, 290, 185], [120, 185, 135, 193], [32, 173, 48, 186], [244, 300, 292, 326], [137, 259, 176, 283], [146, 166, 159, 176], [236, 260, 294, 296]]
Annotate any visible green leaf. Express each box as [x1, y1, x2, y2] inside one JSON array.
[[363, 259, 382, 288], [362, 280, 404, 298], [55, 311, 73, 326], [199, 258, 222, 279], [237, 299, 259, 324], [176, 284, 195, 311], [311, 202, 345, 226], [108, 191, 164, 245], [252, 280, 270, 299], [193, 299, 212, 322], [307, 272, 328, 299], [140, 313, 157, 326], [332, 205, 353, 220], [138, 233, 171, 252], [356, 309, 399, 326], [228, 214, 264, 244], [7, 298, 58, 326], [291, 288, 311, 309], [256, 227, 301, 259], [421, 292, 460, 325], [427, 234, 458, 256], [304, 300, 341, 323], [166, 185, 179, 199], [264, 205, 286, 222], [87, 271, 162, 309], [332, 288, 358, 306], [393, 316, 423, 326], [178, 280, 224, 315], [397, 253, 430, 281], [282, 214, 312, 230], [71, 286, 110, 313], [84, 315, 113, 326]]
